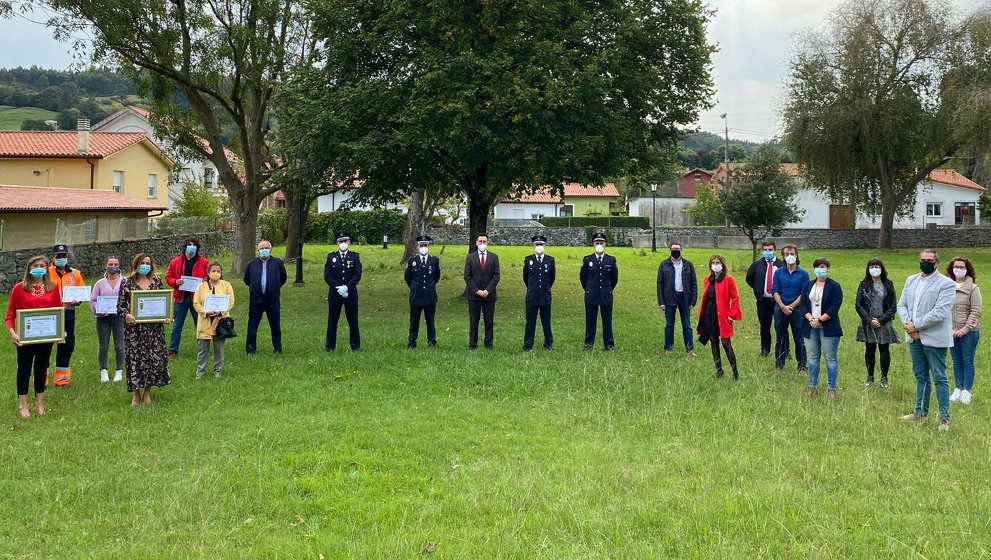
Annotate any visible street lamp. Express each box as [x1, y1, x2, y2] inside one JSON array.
[[651, 183, 658, 253], [293, 190, 305, 287]]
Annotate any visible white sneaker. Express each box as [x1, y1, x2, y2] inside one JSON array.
[[112, 370, 123, 383], [100, 369, 109, 383], [961, 390, 973, 405], [950, 388, 962, 402]]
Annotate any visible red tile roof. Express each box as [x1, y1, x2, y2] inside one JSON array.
[[128, 105, 151, 118], [563, 182, 620, 197], [928, 169, 986, 192], [0, 131, 148, 159], [501, 188, 563, 204], [500, 183, 620, 203], [0, 185, 167, 213]]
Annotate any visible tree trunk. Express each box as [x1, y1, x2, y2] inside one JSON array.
[[284, 187, 301, 261], [402, 188, 427, 262], [231, 197, 259, 276], [878, 203, 896, 250], [465, 173, 491, 253]]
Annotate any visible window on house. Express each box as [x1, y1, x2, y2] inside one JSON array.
[[204, 167, 215, 188], [694, 173, 702, 180], [148, 174, 158, 198], [955, 202, 976, 225], [113, 170, 124, 192], [925, 203, 942, 217]]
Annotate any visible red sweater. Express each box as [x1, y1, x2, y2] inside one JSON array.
[[165, 255, 210, 303], [696, 274, 744, 339], [6, 282, 63, 330]]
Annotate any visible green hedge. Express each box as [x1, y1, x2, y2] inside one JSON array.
[[539, 216, 649, 228], [258, 209, 288, 245], [308, 209, 407, 245]]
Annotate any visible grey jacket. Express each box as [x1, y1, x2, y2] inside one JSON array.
[[897, 272, 956, 348], [951, 277, 982, 334]]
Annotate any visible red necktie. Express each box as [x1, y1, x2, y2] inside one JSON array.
[[481, 253, 486, 269], [765, 260, 774, 294]]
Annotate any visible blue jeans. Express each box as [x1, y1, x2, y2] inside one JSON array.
[[774, 307, 807, 370], [950, 331, 980, 391], [804, 329, 839, 389], [909, 341, 950, 421], [168, 297, 199, 354], [664, 295, 694, 351]]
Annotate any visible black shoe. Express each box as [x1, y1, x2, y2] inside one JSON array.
[[583, 344, 593, 351], [274, 349, 282, 355], [543, 344, 552, 351], [522, 345, 533, 352], [428, 341, 436, 348], [408, 343, 416, 349], [604, 345, 615, 351], [716, 369, 724, 378], [865, 376, 875, 387], [733, 368, 739, 381], [484, 344, 494, 350], [881, 377, 889, 389], [350, 346, 360, 352], [469, 346, 478, 351], [760, 351, 770, 357], [325, 347, 335, 353]]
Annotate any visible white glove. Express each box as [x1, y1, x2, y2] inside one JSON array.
[[336, 285, 349, 298]]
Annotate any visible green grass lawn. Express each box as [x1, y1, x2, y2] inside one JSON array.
[[0, 105, 58, 130], [1, 244, 989, 558]]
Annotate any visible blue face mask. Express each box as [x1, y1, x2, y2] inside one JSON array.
[[54, 258, 68, 267], [138, 264, 152, 276], [185, 245, 197, 256], [814, 268, 828, 279], [763, 251, 774, 260], [29, 267, 46, 278], [259, 249, 271, 259]]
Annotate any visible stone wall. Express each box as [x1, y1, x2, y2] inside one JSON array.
[[426, 225, 644, 247], [0, 230, 247, 293]]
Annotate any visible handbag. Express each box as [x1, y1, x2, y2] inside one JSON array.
[[215, 317, 237, 339]]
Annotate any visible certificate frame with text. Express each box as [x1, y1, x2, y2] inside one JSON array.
[[15, 307, 65, 345], [130, 289, 174, 323]]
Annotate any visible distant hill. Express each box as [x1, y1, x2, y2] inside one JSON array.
[[676, 131, 791, 170], [0, 105, 58, 130]]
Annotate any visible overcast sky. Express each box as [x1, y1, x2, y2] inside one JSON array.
[[0, 0, 984, 143]]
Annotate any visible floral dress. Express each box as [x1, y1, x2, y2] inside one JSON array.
[[117, 276, 171, 392]]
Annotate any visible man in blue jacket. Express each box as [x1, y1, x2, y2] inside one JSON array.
[[656, 242, 698, 356], [243, 240, 288, 354]]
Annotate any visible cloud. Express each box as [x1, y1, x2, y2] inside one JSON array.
[[0, 16, 75, 69]]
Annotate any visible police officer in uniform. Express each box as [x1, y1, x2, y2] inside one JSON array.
[[523, 235, 555, 351], [580, 232, 618, 350], [324, 232, 362, 351], [405, 235, 441, 348]]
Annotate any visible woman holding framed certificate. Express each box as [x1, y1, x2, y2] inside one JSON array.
[[193, 262, 235, 378], [89, 256, 126, 383], [117, 253, 172, 407], [5, 255, 64, 418]]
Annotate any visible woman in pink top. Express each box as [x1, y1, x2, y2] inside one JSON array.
[[89, 256, 126, 383]]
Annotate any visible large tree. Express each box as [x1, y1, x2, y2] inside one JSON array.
[[279, 0, 715, 249], [38, 0, 314, 273], [782, 0, 979, 248]]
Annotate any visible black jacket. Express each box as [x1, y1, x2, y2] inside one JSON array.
[[243, 257, 287, 302], [580, 253, 618, 306], [745, 257, 786, 299], [854, 278, 897, 327], [324, 250, 362, 297], [523, 254, 555, 306], [464, 251, 500, 302], [796, 278, 844, 338], [656, 258, 697, 307], [405, 254, 441, 306]]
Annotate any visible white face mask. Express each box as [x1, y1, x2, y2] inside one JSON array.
[[869, 267, 882, 278], [953, 267, 967, 279], [418, 246, 429, 256], [338, 242, 350, 252], [710, 264, 723, 274], [594, 244, 605, 254], [477, 243, 488, 253], [785, 255, 797, 265], [534, 245, 545, 255]]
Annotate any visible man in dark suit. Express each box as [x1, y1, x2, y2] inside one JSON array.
[[464, 233, 500, 350], [405, 235, 441, 348], [745, 241, 785, 357], [523, 235, 555, 351], [656, 242, 698, 356], [580, 231, 619, 350], [243, 240, 288, 354], [324, 232, 362, 351]]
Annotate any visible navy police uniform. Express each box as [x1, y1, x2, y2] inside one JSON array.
[[522, 235, 555, 350], [579, 232, 618, 349], [405, 236, 441, 347], [324, 232, 362, 351]]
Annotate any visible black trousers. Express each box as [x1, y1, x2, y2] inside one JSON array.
[[755, 297, 776, 355], [327, 294, 360, 350], [584, 303, 614, 347], [55, 309, 75, 368], [524, 304, 553, 348], [409, 304, 437, 345], [468, 299, 495, 348], [16, 343, 53, 396], [865, 343, 891, 378], [247, 299, 282, 353]]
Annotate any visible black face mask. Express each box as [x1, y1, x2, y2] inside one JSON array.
[[919, 261, 937, 275], [671, 250, 681, 259]]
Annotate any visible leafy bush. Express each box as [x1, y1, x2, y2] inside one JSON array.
[[540, 216, 649, 228], [306, 209, 407, 245], [258, 208, 288, 245], [174, 181, 220, 219]]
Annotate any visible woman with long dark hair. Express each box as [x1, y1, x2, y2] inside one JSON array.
[[854, 259, 900, 388], [696, 254, 743, 380]]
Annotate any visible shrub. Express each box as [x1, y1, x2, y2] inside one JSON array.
[[309, 209, 407, 245], [258, 208, 288, 245], [539, 216, 649, 228]]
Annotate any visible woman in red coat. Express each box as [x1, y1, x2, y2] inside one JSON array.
[[697, 254, 744, 380]]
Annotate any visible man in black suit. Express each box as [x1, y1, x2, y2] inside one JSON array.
[[745, 241, 785, 357], [656, 242, 698, 356], [324, 232, 362, 351], [405, 235, 441, 348], [580, 231, 619, 350], [523, 234, 555, 351], [464, 233, 500, 350], [243, 240, 288, 354]]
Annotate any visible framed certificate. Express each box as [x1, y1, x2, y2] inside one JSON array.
[[16, 307, 65, 345], [131, 289, 173, 323], [95, 296, 118, 315], [62, 285, 91, 303], [203, 294, 231, 313], [179, 275, 202, 293]]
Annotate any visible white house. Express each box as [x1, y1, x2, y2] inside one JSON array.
[[316, 187, 408, 213], [494, 189, 565, 221]]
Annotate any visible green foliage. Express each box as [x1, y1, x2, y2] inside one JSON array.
[[173, 182, 219, 219], [687, 182, 725, 226], [258, 208, 288, 245], [0, 68, 132, 128], [0, 105, 57, 130], [540, 216, 649, 228], [306, 210, 406, 245], [980, 193, 991, 218]]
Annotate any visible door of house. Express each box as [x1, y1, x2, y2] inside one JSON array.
[[829, 205, 855, 230]]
